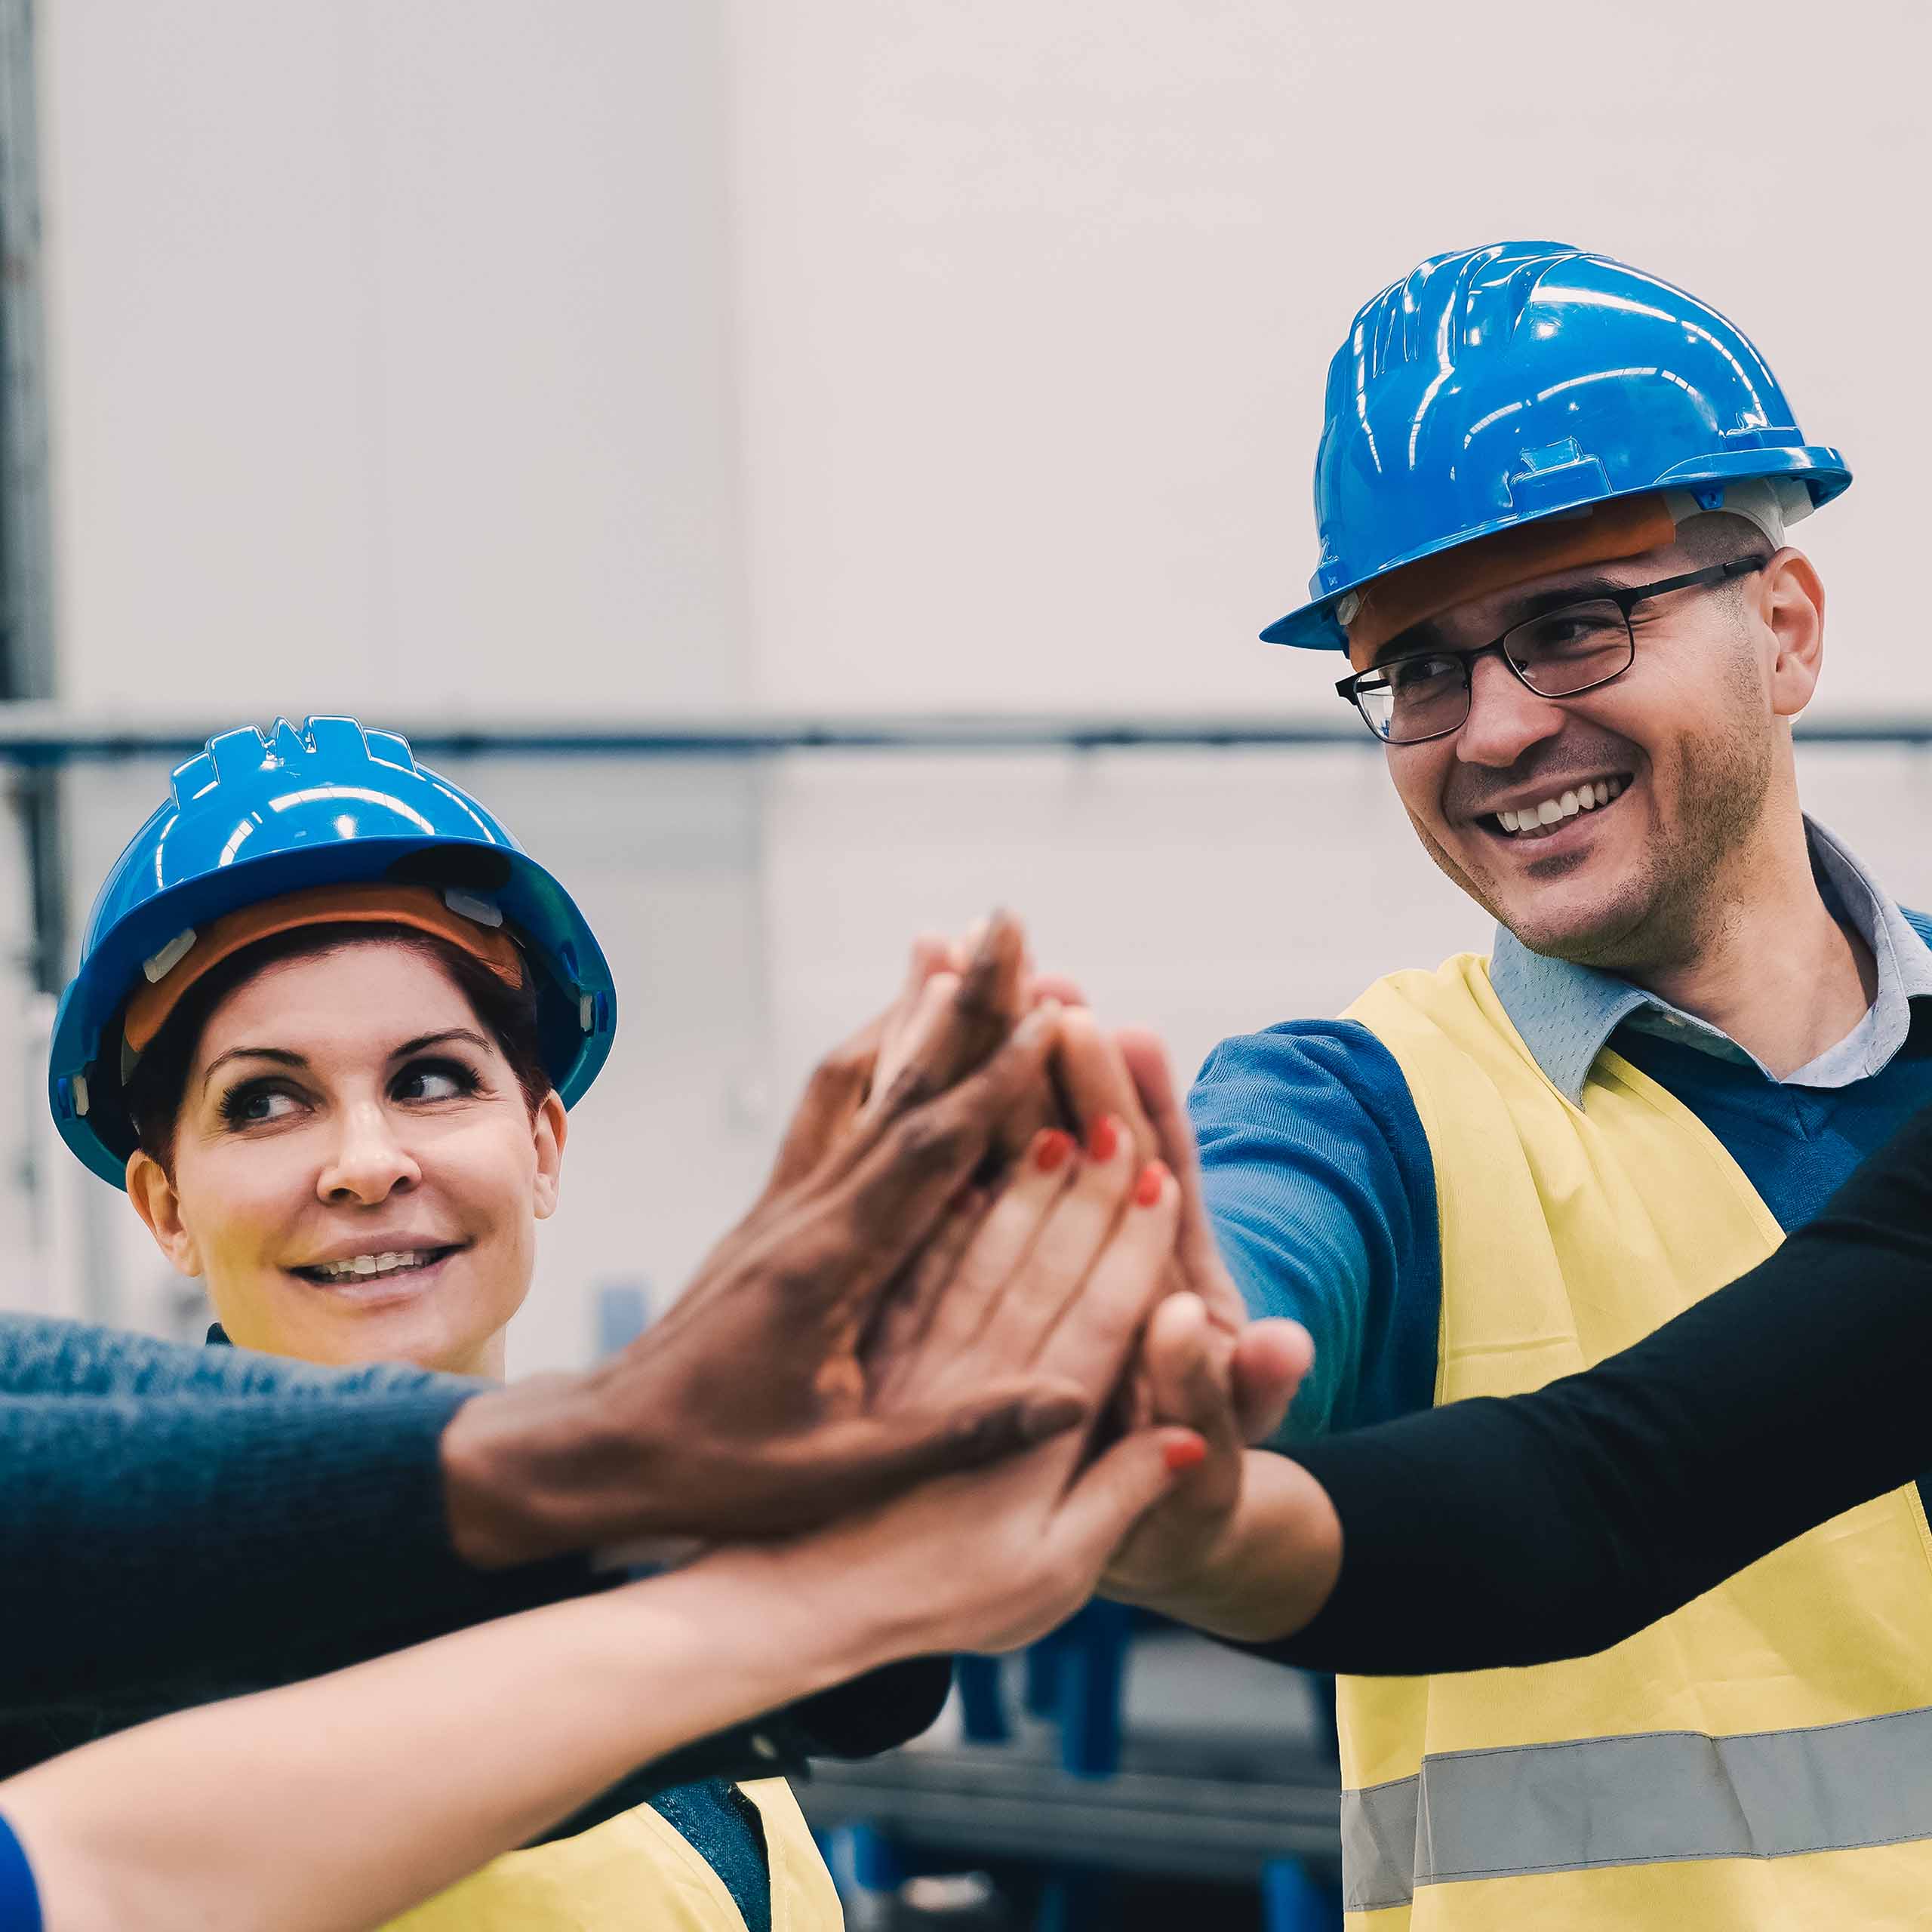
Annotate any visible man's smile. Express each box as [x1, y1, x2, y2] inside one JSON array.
[[1475, 774, 1632, 844]]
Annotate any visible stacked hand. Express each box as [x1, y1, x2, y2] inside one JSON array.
[[737, 921, 1313, 1659], [856, 927, 1313, 1605], [445, 911, 1311, 1660]]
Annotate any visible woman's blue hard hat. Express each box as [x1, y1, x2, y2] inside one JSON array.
[[49, 716, 617, 1187], [1264, 241, 1850, 651]]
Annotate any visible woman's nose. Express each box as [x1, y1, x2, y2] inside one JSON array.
[[1455, 651, 1568, 769], [315, 1102, 423, 1205]]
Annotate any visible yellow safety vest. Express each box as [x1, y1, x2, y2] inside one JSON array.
[[384, 1778, 844, 1931], [1337, 953, 1932, 1928]]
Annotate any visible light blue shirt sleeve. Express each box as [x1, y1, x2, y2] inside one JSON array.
[[1188, 1019, 1441, 1441]]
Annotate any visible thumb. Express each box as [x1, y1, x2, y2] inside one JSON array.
[[1230, 1318, 1314, 1445], [1054, 1426, 1205, 1567]]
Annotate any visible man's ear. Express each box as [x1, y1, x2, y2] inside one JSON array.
[[531, 1092, 568, 1220], [1760, 547, 1826, 719], [126, 1149, 204, 1276]]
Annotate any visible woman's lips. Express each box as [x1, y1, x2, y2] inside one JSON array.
[[287, 1244, 463, 1299]]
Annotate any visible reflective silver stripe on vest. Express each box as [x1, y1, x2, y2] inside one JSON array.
[[1340, 1704, 1932, 1915]]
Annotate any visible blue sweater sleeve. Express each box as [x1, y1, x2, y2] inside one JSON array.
[[1188, 1020, 1440, 1439], [0, 1315, 949, 1817], [0, 1814, 36, 1932]]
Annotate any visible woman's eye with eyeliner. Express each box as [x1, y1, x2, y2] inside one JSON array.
[[219, 1083, 302, 1128], [395, 1058, 480, 1103]]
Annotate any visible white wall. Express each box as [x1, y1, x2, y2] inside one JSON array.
[[39, 0, 752, 715], [723, 0, 1926, 715], [40, 0, 1930, 722]]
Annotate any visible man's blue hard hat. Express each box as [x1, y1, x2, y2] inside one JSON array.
[[49, 716, 617, 1187], [1263, 241, 1850, 651]]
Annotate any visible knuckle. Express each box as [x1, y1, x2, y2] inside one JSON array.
[[814, 1040, 871, 1094], [768, 1230, 841, 1297], [941, 1400, 1014, 1463], [879, 1063, 940, 1118], [891, 1108, 973, 1174]]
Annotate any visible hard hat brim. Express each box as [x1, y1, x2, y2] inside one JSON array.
[[1262, 447, 1851, 653]]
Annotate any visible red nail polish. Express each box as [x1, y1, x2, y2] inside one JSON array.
[[1163, 1434, 1208, 1473], [1088, 1115, 1120, 1163], [1134, 1161, 1166, 1208], [1034, 1129, 1074, 1174]]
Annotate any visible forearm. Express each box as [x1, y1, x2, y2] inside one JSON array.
[[1105, 1449, 1342, 1642], [4, 1548, 882, 1932], [1238, 1106, 1932, 1677], [2, 1386, 597, 1709]]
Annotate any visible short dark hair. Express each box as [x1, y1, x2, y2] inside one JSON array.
[[1675, 509, 1774, 572], [123, 924, 551, 1177]]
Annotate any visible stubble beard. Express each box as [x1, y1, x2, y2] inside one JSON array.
[[1415, 709, 1777, 979]]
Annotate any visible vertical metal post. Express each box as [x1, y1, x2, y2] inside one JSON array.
[[0, 0, 101, 1323], [0, 0, 61, 998]]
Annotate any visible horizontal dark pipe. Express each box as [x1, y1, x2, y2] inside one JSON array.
[[0, 710, 1924, 762]]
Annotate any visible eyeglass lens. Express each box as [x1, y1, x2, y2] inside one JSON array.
[[1360, 599, 1635, 743]]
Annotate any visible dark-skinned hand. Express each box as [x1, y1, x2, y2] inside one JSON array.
[[441, 917, 1084, 1567]]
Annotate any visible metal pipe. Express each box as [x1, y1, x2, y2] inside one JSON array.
[[0, 706, 1924, 761]]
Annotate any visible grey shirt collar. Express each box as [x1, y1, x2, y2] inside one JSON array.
[[1487, 818, 1932, 1105]]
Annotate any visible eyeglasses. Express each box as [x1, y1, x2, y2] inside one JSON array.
[[1334, 558, 1767, 745]]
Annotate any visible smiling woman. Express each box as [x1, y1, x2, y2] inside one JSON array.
[[44, 717, 846, 1932], [122, 918, 564, 1377]]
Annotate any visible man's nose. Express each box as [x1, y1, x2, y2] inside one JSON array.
[[315, 1101, 422, 1207], [1454, 651, 1569, 769]]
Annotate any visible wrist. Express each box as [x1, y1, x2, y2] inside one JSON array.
[[440, 1373, 671, 1570], [1112, 1452, 1341, 1644], [678, 1543, 911, 1690]]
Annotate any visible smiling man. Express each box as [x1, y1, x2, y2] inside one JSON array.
[[1155, 244, 1932, 1927]]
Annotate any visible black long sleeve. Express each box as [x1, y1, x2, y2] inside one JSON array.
[[1260, 1100, 1932, 1677]]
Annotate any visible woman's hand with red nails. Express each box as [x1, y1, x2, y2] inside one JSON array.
[[869, 1118, 1164, 1421], [446, 924, 1074, 1566], [767, 1157, 1202, 1661]]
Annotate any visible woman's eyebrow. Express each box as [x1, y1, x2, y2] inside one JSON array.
[[392, 1028, 491, 1060], [201, 1046, 306, 1093]]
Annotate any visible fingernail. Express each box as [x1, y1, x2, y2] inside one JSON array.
[[1021, 1392, 1088, 1442], [1034, 1129, 1074, 1174], [1088, 1115, 1120, 1163], [1134, 1161, 1168, 1208], [1163, 1433, 1208, 1473]]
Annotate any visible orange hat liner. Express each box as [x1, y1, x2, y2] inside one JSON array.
[[1344, 492, 1679, 665], [122, 883, 526, 1059]]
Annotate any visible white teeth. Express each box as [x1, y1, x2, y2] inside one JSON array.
[[1494, 778, 1627, 836], [309, 1249, 432, 1281]]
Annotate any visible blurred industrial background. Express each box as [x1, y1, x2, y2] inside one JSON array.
[[2, 3, 1927, 1926]]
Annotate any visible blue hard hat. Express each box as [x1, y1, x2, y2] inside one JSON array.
[[1263, 241, 1850, 651], [49, 715, 617, 1187]]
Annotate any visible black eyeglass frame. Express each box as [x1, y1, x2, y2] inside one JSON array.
[[1334, 558, 1767, 745]]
